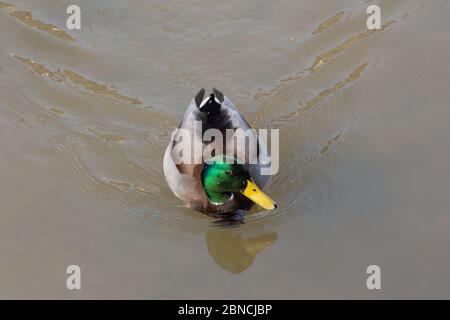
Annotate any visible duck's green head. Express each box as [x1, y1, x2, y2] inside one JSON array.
[[201, 156, 277, 210]]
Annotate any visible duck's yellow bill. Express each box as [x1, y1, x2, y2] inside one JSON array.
[[241, 180, 277, 210]]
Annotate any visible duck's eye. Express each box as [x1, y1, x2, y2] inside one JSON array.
[[226, 170, 236, 176]]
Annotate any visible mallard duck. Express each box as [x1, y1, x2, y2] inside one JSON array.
[[163, 88, 276, 215]]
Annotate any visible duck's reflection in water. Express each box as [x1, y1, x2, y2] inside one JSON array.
[[206, 227, 277, 274]]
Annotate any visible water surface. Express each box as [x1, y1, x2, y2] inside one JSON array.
[[1, 0, 450, 298]]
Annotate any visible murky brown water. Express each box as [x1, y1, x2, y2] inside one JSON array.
[[1, 0, 450, 299]]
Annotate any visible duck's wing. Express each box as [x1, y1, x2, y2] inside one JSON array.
[[163, 128, 207, 207], [163, 89, 209, 207], [213, 88, 252, 131], [213, 88, 272, 188]]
